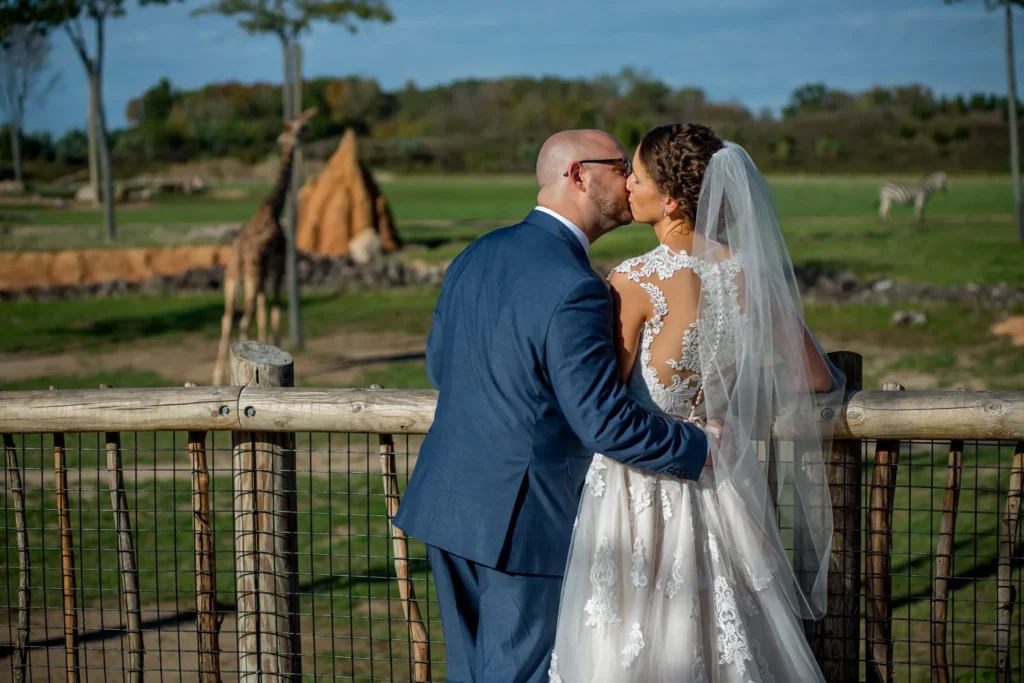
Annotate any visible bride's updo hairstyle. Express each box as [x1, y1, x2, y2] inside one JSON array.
[[638, 123, 724, 225]]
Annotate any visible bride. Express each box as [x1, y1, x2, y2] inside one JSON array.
[[548, 124, 846, 682]]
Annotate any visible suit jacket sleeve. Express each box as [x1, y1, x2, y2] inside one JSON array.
[[545, 277, 708, 479]]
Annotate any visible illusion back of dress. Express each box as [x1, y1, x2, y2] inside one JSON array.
[[614, 244, 706, 421]]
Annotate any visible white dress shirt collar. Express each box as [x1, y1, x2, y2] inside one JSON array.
[[534, 206, 590, 255]]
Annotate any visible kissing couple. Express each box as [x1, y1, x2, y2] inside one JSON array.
[[396, 123, 846, 682]]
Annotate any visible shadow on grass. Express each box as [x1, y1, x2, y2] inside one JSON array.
[[318, 351, 427, 374], [16, 558, 432, 651]]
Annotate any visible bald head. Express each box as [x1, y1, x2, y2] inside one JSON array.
[[533, 128, 633, 239], [535, 129, 624, 191]]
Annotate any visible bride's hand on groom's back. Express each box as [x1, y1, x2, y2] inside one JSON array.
[[704, 419, 725, 468]]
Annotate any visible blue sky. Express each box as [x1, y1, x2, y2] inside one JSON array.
[[25, 0, 1018, 135]]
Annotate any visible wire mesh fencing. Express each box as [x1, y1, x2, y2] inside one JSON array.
[[2, 430, 444, 682], [2, 430, 1022, 682]]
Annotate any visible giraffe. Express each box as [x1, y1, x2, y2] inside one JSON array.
[[212, 107, 318, 385]]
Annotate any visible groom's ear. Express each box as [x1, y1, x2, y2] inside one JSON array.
[[566, 161, 585, 189]]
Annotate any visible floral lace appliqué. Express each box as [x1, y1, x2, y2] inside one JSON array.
[[707, 532, 722, 563], [629, 475, 657, 513], [665, 547, 686, 598], [612, 244, 698, 282], [713, 576, 753, 675], [616, 246, 705, 418], [661, 487, 673, 521], [547, 652, 563, 683], [630, 537, 649, 588], [620, 623, 645, 668], [585, 454, 607, 497], [583, 536, 621, 635]]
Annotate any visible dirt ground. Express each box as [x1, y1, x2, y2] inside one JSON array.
[[0, 328, 428, 389]]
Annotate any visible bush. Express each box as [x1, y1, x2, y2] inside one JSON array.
[[814, 136, 846, 160], [54, 129, 89, 165], [774, 134, 795, 162], [614, 117, 648, 149]]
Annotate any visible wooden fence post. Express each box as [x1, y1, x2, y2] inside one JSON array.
[[186, 381, 223, 683], [51, 385, 81, 683], [371, 385, 431, 682], [805, 351, 862, 683], [230, 341, 300, 681], [997, 440, 1024, 683], [931, 408, 965, 683], [100, 383, 144, 682], [866, 381, 905, 683], [2, 389, 30, 683]]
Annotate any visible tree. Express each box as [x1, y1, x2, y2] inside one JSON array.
[[0, 23, 59, 185], [947, 0, 1024, 242], [6, 0, 183, 241], [191, 0, 393, 349]]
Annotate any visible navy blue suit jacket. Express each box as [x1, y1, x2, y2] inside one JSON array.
[[394, 210, 708, 576]]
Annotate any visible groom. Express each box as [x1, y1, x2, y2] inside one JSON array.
[[394, 129, 709, 682]]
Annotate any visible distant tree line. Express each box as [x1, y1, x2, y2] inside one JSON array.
[[6, 70, 1023, 177]]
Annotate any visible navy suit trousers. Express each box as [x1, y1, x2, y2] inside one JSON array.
[[427, 545, 563, 683]]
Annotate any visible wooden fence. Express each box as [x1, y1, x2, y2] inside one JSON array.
[[1, 342, 1023, 682]]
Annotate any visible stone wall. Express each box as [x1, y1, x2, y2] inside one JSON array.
[[0, 246, 233, 290]]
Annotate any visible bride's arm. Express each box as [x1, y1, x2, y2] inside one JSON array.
[[801, 321, 836, 392], [609, 270, 650, 384]]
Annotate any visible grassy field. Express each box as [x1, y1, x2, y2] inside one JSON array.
[[1, 172, 1022, 392], [1, 173, 1023, 681], [4, 174, 1024, 286]]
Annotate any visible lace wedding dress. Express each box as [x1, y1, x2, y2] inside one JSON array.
[[547, 244, 827, 683]]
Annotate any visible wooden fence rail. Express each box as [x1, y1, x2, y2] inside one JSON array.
[[2, 386, 1024, 439], [3, 344, 1024, 683]]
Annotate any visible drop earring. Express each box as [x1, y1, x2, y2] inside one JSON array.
[[663, 208, 669, 217]]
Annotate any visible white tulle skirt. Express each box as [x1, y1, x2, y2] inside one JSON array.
[[548, 454, 826, 683]]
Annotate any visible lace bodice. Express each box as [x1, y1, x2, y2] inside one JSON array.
[[612, 245, 705, 419]]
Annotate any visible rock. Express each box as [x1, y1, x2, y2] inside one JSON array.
[[349, 228, 384, 264], [74, 185, 97, 202], [873, 279, 894, 292], [892, 310, 928, 326], [0, 179, 26, 194]]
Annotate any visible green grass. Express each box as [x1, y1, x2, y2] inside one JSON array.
[[6, 173, 1015, 226], [0, 286, 440, 354], [5, 173, 1024, 287], [1, 369, 173, 391], [350, 360, 431, 390], [2, 437, 1016, 682], [804, 302, 1024, 390]]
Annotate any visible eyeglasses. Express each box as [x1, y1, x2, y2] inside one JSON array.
[[563, 158, 632, 177]]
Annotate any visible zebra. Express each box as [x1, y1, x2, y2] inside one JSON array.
[[878, 172, 947, 222]]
